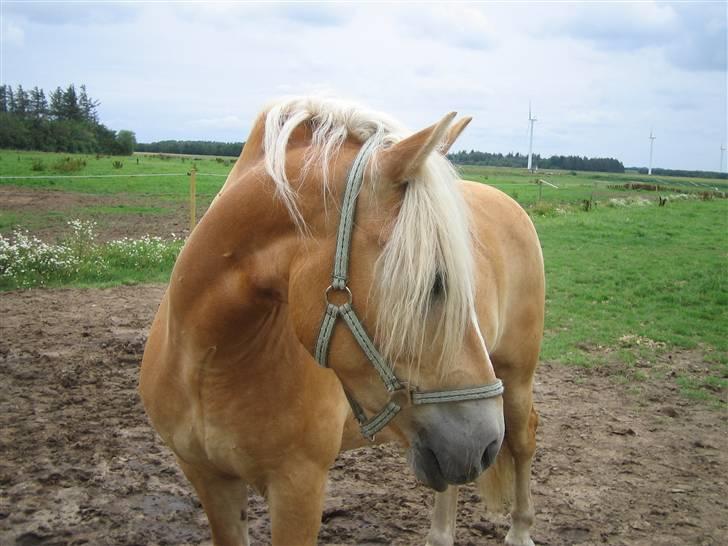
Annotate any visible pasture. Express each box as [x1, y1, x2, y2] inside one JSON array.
[[1, 149, 726, 544]]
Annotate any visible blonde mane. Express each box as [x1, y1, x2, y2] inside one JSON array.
[[262, 96, 477, 379]]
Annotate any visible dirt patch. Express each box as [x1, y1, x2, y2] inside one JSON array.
[[0, 186, 207, 242], [1, 285, 726, 545]]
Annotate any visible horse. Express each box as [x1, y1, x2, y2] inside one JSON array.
[[139, 96, 544, 546]]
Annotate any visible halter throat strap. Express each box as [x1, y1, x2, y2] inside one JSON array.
[[314, 136, 503, 440]]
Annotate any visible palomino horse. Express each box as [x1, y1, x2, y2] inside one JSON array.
[[140, 97, 543, 546]]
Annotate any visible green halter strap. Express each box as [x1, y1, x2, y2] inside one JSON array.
[[314, 136, 504, 440]]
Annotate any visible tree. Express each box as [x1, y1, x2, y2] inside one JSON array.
[[1, 83, 131, 154], [49, 87, 64, 119], [62, 84, 82, 120], [7, 86, 15, 113], [29, 87, 48, 119], [134, 139, 244, 156], [0, 85, 8, 113], [115, 130, 136, 155], [78, 84, 99, 123], [13, 85, 29, 117], [95, 124, 117, 152], [0, 112, 31, 148]]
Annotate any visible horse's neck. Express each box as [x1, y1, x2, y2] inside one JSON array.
[[167, 174, 301, 365]]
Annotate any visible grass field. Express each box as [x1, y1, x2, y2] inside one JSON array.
[[535, 199, 726, 404], [3, 150, 727, 199], [459, 164, 728, 206], [1, 149, 726, 404], [2, 149, 726, 208], [0, 149, 232, 197], [0, 150, 231, 237]]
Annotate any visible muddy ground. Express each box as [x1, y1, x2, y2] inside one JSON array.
[[0, 285, 726, 545], [0, 186, 206, 242], [1, 185, 727, 544]]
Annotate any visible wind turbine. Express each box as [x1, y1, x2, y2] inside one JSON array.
[[648, 129, 656, 175], [527, 102, 537, 172], [721, 143, 726, 173]]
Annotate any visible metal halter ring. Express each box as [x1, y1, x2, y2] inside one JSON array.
[[388, 384, 413, 409], [324, 285, 353, 306]]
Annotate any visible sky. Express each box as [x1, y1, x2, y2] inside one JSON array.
[[1, 1, 726, 171]]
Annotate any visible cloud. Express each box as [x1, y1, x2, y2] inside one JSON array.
[[540, 1, 726, 72], [398, 5, 498, 50], [1, 20, 25, 46], [4, 2, 138, 26], [0, 2, 724, 170], [278, 4, 350, 27], [187, 115, 248, 132], [544, 2, 677, 49], [663, 3, 727, 72]]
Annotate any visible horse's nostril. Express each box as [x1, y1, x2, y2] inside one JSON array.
[[481, 439, 501, 469]]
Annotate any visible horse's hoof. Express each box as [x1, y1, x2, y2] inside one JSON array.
[[425, 533, 454, 546], [505, 528, 535, 546]]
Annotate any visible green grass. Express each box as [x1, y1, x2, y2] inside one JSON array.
[[72, 204, 168, 215], [0, 150, 220, 236], [536, 199, 727, 357], [0, 149, 230, 199], [534, 198, 727, 406], [457, 164, 728, 206], [676, 369, 728, 402], [0, 211, 22, 230], [2, 149, 726, 405], [0, 220, 183, 290], [0, 210, 66, 232], [4, 150, 725, 206]]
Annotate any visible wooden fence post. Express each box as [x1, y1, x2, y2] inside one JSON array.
[[189, 168, 197, 233]]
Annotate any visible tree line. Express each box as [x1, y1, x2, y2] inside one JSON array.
[[135, 140, 243, 157], [633, 167, 727, 180], [0, 84, 136, 155], [448, 150, 625, 173]]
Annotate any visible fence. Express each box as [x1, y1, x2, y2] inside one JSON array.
[[2, 163, 726, 242], [0, 169, 226, 233]]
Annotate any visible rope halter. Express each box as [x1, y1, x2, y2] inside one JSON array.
[[314, 136, 503, 440]]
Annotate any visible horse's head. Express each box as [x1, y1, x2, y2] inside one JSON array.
[[264, 98, 504, 491]]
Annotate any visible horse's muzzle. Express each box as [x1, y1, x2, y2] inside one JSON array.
[[405, 398, 504, 491]]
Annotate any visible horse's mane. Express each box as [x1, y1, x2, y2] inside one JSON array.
[[262, 96, 478, 379]]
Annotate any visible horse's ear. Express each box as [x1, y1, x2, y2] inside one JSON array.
[[439, 116, 472, 155], [237, 112, 267, 166], [378, 112, 456, 183]]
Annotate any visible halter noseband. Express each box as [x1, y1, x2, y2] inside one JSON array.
[[314, 137, 504, 440]]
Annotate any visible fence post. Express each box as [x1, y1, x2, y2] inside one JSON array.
[[189, 168, 197, 233]]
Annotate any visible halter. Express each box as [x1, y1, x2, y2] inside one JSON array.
[[314, 137, 504, 440]]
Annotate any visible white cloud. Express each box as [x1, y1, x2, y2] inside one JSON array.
[[1, 2, 725, 170], [536, 1, 726, 72], [4, 2, 138, 26], [1, 20, 25, 47], [542, 2, 678, 47], [187, 115, 247, 132]]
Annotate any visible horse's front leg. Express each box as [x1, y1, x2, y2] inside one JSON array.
[[177, 459, 250, 546], [503, 394, 538, 546], [426, 486, 459, 546], [267, 456, 331, 545]]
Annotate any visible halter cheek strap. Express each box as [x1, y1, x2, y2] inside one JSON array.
[[314, 136, 504, 441]]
